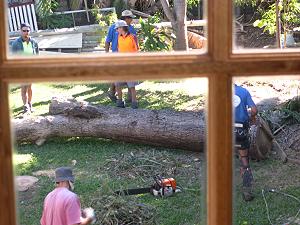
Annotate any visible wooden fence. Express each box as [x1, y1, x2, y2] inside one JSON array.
[[8, 0, 38, 32]]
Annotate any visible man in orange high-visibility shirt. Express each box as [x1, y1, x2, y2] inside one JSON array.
[[114, 20, 139, 109]]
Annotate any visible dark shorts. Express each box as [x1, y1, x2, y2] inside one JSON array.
[[234, 122, 250, 150], [21, 84, 32, 88]]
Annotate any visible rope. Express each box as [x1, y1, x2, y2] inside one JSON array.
[[262, 189, 300, 225]]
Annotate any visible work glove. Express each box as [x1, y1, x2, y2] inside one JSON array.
[[82, 207, 96, 224]]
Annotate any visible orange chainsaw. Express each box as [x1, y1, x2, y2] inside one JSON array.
[[115, 175, 180, 197]]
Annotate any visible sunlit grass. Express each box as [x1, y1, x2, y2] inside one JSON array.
[[13, 153, 34, 165]]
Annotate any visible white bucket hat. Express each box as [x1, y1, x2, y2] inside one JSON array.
[[115, 20, 128, 29], [121, 10, 135, 18]]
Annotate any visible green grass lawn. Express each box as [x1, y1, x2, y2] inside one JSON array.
[[11, 80, 300, 225]]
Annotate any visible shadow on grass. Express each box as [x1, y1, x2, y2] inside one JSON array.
[[10, 86, 20, 93], [137, 89, 203, 111], [72, 83, 110, 98], [13, 100, 52, 115], [49, 84, 76, 90]]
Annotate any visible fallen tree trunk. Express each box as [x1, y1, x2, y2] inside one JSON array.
[[13, 98, 274, 158], [13, 98, 205, 151]]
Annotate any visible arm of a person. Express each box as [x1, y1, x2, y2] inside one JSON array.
[[35, 41, 39, 55], [105, 42, 110, 52], [11, 41, 18, 53], [132, 35, 138, 51], [246, 91, 257, 123], [105, 26, 114, 52], [78, 217, 92, 225]]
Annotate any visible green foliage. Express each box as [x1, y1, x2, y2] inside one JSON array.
[[92, 5, 118, 27], [42, 14, 74, 29], [138, 16, 174, 52], [253, 0, 300, 35], [113, 0, 127, 17], [187, 0, 200, 8], [36, 0, 73, 29], [280, 96, 300, 124], [36, 0, 58, 18], [253, 3, 277, 34], [91, 5, 118, 47], [235, 0, 257, 7]]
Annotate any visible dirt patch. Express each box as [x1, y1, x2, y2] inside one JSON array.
[[15, 176, 39, 202], [32, 169, 55, 178], [236, 26, 276, 49], [15, 176, 38, 192]]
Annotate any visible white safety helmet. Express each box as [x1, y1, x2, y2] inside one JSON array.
[[115, 20, 128, 29]]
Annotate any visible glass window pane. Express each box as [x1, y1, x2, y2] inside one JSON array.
[[233, 76, 300, 225], [10, 78, 207, 225], [234, 0, 300, 50], [7, 0, 206, 57]]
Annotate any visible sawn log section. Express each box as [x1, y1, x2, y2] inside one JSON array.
[[13, 98, 206, 151]]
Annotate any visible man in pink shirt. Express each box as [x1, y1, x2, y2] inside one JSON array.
[[41, 167, 95, 225]]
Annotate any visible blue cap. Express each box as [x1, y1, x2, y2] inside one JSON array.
[[20, 23, 31, 29]]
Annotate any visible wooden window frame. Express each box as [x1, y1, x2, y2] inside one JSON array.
[[0, 0, 300, 224]]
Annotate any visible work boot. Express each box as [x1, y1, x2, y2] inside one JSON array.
[[241, 168, 254, 201], [131, 101, 138, 109], [116, 99, 125, 108], [23, 104, 30, 114], [28, 102, 34, 113], [107, 92, 117, 103]]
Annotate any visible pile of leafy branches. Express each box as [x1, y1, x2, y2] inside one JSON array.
[[100, 148, 201, 187], [90, 178, 157, 225]]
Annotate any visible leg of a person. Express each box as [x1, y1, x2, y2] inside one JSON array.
[[129, 87, 137, 102], [127, 87, 132, 102], [27, 84, 32, 105], [115, 83, 125, 108], [107, 83, 117, 102], [115, 85, 123, 100], [127, 82, 137, 102], [239, 149, 250, 169], [109, 83, 116, 95], [21, 85, 29, 105]]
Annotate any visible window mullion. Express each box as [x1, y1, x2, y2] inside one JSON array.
[[0, 80, 16, 225], [207, 73, 233, 225], [0, 1, 7, 64], [210, 0, 232, 61]]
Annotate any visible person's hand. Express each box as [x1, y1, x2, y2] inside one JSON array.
[[82, 207, 96, 224]]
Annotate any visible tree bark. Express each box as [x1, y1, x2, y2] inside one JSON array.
[[173, 0, 188, 50], [13, 98, 273, 159], [160, 0, 188, 51], [13, 98, 205, 151]]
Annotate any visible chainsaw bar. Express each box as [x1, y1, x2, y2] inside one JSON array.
[[115, 187, 151, 195]]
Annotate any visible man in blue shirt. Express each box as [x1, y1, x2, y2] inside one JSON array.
[[105, 10, 137, 53], [234, 84, 257, 201], [105, 10, 137, 103]]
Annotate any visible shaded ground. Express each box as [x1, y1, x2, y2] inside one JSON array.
[[236, 26, 276, 49]]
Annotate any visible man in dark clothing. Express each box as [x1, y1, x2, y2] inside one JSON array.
[[234, 84, 258, 201], [12, 23, 39, 114]]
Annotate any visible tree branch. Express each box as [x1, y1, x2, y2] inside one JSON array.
[[160, 0, 175, 23]]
